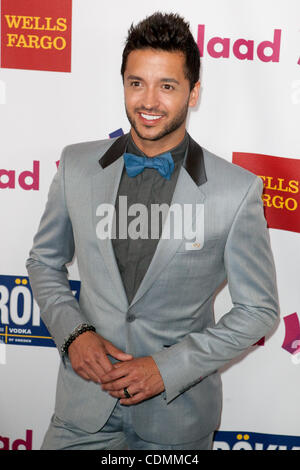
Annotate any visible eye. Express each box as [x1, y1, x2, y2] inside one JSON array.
[[162, 84, 175, 91], [130, 81, 142, 87]]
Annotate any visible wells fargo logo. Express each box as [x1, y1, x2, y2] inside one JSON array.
[[1, 0, 72, 72], [232, 152, 300, 233]]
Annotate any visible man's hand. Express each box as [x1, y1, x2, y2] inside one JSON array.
[[68, 331, 133, 383], [100, 356, 165, 405]]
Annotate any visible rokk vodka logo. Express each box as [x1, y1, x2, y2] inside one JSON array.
[[0, 274, 80, 348], [213, 431, 300, 450]]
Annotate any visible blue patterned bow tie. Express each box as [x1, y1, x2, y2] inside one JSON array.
[[123, 152, 175, 180]]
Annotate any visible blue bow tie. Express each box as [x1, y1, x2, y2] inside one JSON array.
[[123, 152, 175, 180]]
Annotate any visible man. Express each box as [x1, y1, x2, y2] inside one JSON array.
[[26, 12, 278, 450]]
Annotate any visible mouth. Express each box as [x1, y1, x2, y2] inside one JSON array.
[[138, 112, 164, 126]]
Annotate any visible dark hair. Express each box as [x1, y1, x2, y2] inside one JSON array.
[[121, 12, 200, 90]]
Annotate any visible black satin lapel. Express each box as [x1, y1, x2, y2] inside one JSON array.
[[99, 133, 206, 186], [99, 134, 129, 169], [184, 135, 207, 186]]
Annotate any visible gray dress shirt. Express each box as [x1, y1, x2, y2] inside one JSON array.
[[112, 133, 188, 304]]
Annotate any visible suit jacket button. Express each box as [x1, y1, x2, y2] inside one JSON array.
[[127, 314, 136, 322]]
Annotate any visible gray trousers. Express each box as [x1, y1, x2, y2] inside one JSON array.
[[41, 401, 213, 450]]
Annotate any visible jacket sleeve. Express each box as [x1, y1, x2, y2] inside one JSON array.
[[26, 147, 85, 356], [152, 176, 279, 403]]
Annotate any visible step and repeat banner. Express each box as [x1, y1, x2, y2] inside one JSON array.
[[0, 0, 299, 450]]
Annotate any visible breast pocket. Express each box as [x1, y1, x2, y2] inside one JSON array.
[[176, 237, 220, 254]]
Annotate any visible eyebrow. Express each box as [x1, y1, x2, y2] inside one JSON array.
[[126, 75, 180, 85], [160, 78, 180, 85]]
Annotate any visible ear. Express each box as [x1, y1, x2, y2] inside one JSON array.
[[188, 81, 200, 107]]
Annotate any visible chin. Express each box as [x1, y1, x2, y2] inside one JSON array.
[[133, 125, 171, 142]]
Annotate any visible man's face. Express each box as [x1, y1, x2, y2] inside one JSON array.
[[123, 48, 199, 153]]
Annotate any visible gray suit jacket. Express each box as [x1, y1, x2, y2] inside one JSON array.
[[26, 134, 278, 445]]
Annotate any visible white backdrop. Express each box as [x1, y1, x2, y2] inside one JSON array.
[[0, 0, 300, 450]]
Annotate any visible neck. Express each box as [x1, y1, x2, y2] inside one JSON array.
[[130, 127, 187, 157]]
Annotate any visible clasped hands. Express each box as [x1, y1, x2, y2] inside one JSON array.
[[68, 331, 165, 405]]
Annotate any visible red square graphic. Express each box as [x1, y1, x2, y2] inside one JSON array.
[[233, 152, 300, 234], [1, 0, 72, 72]]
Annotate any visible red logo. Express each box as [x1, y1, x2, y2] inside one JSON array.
[[0, 161, 40, 190], [1, 0, 72, 72], [232, 152, 300, 233], [197, 25, 281, 63], [282, 313, 300, 355], [0, 429, 32, 450]]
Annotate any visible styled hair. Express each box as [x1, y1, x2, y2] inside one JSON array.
[[121, 12, 200, 90]]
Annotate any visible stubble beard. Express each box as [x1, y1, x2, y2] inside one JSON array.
[[125, 100, 189, 142]]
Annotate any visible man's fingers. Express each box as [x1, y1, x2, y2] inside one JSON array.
[[101, 376, 130, 392], [74, 361, 103, 383], [104, 340, 133, 361], [94, 349, 115, 375], [70, 347, 112, 383], [120, 392, 145, 406], [101, 357, 165, 405], [106, 384, 139, 401], [73, 354, 107, 382], [113, 361, 128, 368], [101, 362, 129, 383], [67, 332, 133, 384]]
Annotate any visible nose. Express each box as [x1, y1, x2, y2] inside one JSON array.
[[142, 86, 160, 111]]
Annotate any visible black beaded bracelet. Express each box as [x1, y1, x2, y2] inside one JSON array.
[[61, 323, 96, 354]]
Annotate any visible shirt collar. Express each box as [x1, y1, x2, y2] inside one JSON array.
[[99, 132, 207, 187], [126, 132, 188, 164]]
